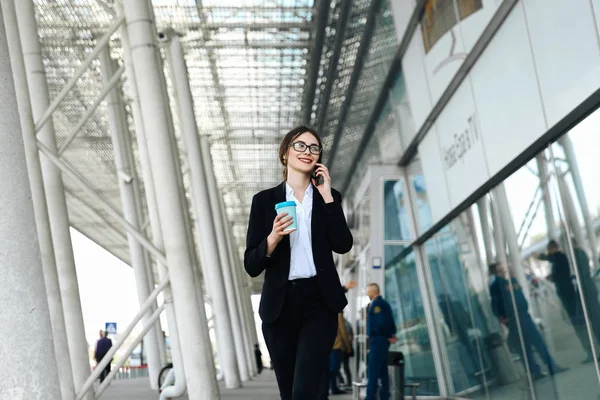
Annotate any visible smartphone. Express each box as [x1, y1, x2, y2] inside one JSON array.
[[311, 167, 324, 186]]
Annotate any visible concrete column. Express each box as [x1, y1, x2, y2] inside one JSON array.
[[2, 1, 75, 398], [560, 136, 599, 269], [117, 2, 167, 373], [121, 1, 218, 398], [536, 154, 557, 241], [493, 184, 531, 301], [118, 3, 180, 393], [0, 3, 62, 398], [224, 215, 258, 377], [476, 197, 494, 265], [162, 31, 241, 388], [99, 47, 162, 390], [218, 198, 255, 369], [15, 2, 92, 396], [201, 136, 251, 381], [221, 205, 259, 351], [220, 197, 258, 376]]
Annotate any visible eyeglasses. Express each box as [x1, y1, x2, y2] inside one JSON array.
[[289, 141, 322, 155]]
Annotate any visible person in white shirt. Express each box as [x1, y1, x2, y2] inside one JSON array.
[[244, 126, 353, 400]]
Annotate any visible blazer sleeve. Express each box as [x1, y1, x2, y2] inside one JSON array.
[[244, 194, 274, 277], [323, 189, 353, 254]]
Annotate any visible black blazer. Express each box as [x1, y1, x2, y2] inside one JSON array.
[[244, 181, 353, 323]]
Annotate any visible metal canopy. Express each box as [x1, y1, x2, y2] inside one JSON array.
[[31, 0, 397, 290]]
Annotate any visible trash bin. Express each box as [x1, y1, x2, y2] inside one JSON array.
[[388, 351, 404, 400]]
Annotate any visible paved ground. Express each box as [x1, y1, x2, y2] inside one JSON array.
[[103, 370, 355, 399]]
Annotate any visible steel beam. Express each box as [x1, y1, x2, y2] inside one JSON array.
[[326, 0, 382, 168], [316, 0, 353, 134], [36, 140, 167, 265], [76, 277, 170, 399], [57, 65, 124, 155], [302, 0, 329, 124], [34, 15, 125, 132]]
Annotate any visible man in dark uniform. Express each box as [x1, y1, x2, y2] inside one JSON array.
[[489, 263, 566, 378], [538, 240, 597, 362], [95, 330, 113, 383], [365, 283, 397, 400]]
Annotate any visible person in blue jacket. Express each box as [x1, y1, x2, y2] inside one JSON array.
[[366, 283, 397, 400]]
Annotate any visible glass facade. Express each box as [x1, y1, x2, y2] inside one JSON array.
[[386, 248, 439, 395], [346, 1, 600, 399], [369, 107, 600, 399]]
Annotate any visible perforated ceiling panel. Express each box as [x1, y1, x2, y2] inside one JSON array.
[[32, 0, 396, 292]]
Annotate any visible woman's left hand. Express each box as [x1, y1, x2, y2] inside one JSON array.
[[312, 163, 334, 203]]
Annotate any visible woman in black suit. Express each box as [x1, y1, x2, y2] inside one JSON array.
[[244, 126, 353, 400]]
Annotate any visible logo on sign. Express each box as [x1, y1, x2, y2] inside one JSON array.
[[105, 322, 117, 335], [443, 115, 480, 169]]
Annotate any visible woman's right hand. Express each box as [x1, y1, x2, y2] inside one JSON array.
[[269, 213, 294, 243], [267, 213, 293, 255]]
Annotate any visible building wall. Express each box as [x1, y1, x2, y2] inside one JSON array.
[[393, 0, 600, 228], [349, 1, 600, 398]]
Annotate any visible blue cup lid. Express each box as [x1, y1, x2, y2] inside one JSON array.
[[275, 201, 296, 210]]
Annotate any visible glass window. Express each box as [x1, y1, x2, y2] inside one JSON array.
[[425, 221, 515, 397], [384, 179, 412, 241], [385, 246, 440, 395], [412, 174, 433, 233]]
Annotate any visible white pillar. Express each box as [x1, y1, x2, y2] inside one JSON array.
[[200, 136, 252, 381], [3, 1, 75, 398], [15, 2, 92, 396], [476, 197, 494, 265], [560, 136, 599, 268], [162, 32, 241, 388], [221, 206, 258, 343], [0, 3, 62, 397], [536, 154, 557, 240], [121, 1, 219, 398], [99, 47, 162, 390], [226, 216, 258, 377], [493, 184, 531, 301], [557, 171, 586, 254], [220, 197, 258, 376], [117, 1, 167, 373]]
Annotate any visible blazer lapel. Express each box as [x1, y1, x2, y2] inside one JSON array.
[[272, 181, 291, 278], [311, 185, 322, 254]]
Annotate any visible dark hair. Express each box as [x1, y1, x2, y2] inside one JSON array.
[[367, 282, 380, 293], [547, 239, 559, 251], [488, 263, 499, 275], [278, 126, 322, 180]]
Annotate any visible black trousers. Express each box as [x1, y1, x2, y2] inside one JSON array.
[[99, 363, 111, 383], [263, 277, 338, 400]]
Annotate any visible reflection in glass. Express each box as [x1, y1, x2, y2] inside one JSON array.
[[425, 230, 496, 395], [384, 246, 439, 395], [384, 180, 412, 241], [412, 174, 433, 233], [502, 123, 600, 398]]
